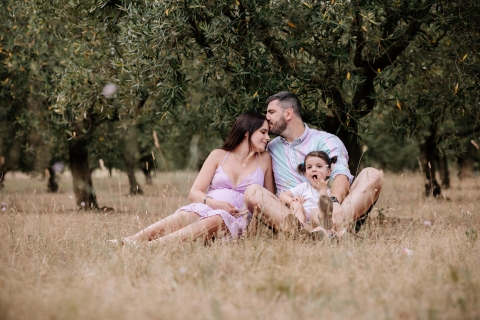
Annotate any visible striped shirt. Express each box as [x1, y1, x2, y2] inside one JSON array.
[[268, 124, 354, 195]]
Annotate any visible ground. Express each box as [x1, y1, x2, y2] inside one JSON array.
[[0, 170, 479, 319]]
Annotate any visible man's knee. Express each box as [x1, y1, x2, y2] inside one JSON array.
[[359, 167, 383, 185]]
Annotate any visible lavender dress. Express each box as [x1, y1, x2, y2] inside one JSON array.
[[176, 152, 265, 238]]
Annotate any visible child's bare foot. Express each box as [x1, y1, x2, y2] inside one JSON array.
[[318, 195, 333, 229]]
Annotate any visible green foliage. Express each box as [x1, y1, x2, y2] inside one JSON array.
[[1, 0, 479, 177]]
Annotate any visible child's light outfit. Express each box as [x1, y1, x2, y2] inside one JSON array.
[[288, 182, 330, 223]]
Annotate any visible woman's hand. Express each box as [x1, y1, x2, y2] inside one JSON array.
[[207, 199, 240, 216]]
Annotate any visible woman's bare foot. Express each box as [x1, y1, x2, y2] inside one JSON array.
[[107, 238, 138, 247]]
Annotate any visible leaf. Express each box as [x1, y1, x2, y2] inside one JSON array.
[[253, 91, 258, 97], [471, 140, 480, 150], [346, 72, 351, 80], [287, 21, 297, 28], [454, 83, 459, 94], [302, 2, 311, 9], [362, 26, 367, 32], [396, 99, 401, 110], [462, 53, 468, 61]]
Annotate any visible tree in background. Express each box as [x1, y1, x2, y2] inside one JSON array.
[[0, 0, 65, 190], [2, 0, 479, 206], [116, 0, 480, 171], [370, 0, 480, 196]]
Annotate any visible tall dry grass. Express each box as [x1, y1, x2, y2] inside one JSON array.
[[0, 170, 479, 319]]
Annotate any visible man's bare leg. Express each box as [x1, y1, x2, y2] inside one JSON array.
[[332, 167, 384, 231], [124, 210, 200, 242], [150, 215, 225, 244], [244, 184, 292, 232]]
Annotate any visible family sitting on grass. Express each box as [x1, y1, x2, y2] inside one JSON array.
[[109, 91, 383, 246]]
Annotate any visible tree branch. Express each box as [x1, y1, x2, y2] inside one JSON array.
[[370, 4, 433, 70], [352, 9, 366, 68], [262, 35, 291, 73], [185, 1, 214, 59]]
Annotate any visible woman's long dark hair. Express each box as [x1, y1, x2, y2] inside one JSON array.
[[222, 112, 267, 152]]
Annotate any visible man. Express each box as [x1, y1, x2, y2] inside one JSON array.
[[244, 91, 383, 236]]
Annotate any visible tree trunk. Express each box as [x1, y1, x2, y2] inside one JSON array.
[[419, 131, 441, 197], [336, 127, 363, 177], [139, 153, 154, 185], [124, 128, 143, 194], [185, 134, 201, 171], [0, 127, 4, 189], [458, 157, 474, 179], [69, 138, 98, 209], [0, 156, 4, 190], [46, 167, 59, 193], [437, 153, 450, 189]]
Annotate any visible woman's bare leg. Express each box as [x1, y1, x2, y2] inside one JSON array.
[[150, 215, 225, 244], [124, 210, 200, 242]]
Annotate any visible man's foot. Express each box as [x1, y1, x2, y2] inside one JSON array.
[[333, 229, 355, 241], [318, 195, 333, 229]]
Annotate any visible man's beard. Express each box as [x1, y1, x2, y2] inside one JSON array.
[[268, 117, 287, 136]]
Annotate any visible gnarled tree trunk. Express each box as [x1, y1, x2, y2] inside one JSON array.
[[124, 127, 143, 194], [437, 153, 450, 189], [458, 157, 474, 179], [69, 138, 98, 209], [419, 127, 441, 197], [0, 156, 4, 190]]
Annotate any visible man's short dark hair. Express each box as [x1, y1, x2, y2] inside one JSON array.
[[265, 91, 302, 118]]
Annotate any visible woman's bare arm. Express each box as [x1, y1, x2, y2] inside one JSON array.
[[189, 149, 239, 215], [260, 152, 275, 194]]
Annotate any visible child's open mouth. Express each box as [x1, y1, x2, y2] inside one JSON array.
[[312, 174, 318, 182]]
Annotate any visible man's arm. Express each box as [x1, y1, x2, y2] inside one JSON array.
[[320, 133, 353, 193], [329, 174, 350, 203]]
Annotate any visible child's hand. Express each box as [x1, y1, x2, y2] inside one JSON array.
[[291, 195, 306, 204], [313, 178, 329, 194]]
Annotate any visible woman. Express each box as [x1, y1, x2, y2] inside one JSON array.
[[110, 112, 274, 245]]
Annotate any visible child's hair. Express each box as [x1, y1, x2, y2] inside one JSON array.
[[297, 151, 337, 174]]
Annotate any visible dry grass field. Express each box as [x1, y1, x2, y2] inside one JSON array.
[[0, 169, 479, 320]]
